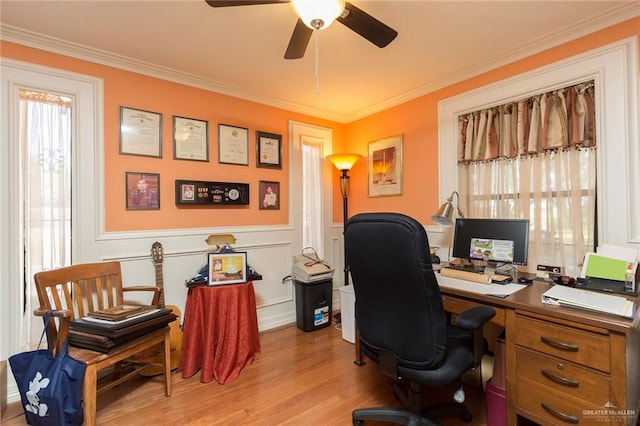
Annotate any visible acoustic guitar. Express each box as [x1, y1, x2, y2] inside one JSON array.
[[137, 241, 182, 376]]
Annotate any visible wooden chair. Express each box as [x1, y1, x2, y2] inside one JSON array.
[[33, 261, 172, 426]]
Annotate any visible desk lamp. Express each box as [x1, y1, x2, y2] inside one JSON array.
[[431, 191, 465, 226], [326, 153, 362, 286], [432, 191, 467, 266]]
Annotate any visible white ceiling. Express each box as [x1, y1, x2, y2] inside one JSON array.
[[1, 1, 638, 123]]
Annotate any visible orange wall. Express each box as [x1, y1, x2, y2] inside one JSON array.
[[342, 17, 640, 225], [2, 17, 638, 230], [1, 41, 346, 231]]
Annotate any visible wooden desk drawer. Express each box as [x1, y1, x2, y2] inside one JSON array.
[[516, 347, 610, 403], [516, 376, 611, 425], [514, 314, 609, 372]]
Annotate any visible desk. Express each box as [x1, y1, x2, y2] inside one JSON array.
[[438, 277, 640, 425], [179, 281, 261, 384]]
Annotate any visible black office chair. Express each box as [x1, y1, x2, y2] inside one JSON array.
[[345, 212, 495, 425]]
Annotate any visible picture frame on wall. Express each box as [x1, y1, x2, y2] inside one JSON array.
[[368, 134, 403, 198], [256, 131, 282, 169], [259, 180, 280, 210], [208, 252, 247, 285], [126, 172, 160, 210], [173, 116, 209, 161], [119, 106, 162, 158], [218, 124, 249, 165]]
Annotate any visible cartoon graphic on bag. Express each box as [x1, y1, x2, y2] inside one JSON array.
[[9, 311, 86, 426], [25, 371, 50, 417]]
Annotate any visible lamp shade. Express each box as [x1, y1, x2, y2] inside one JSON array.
[[431, 191, 464, 226], [291, 0, 345, 30], [431, 201, 454, 226], [326, 153, 362, 171]]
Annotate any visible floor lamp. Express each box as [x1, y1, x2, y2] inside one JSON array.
[[326, 153, 362, 287]]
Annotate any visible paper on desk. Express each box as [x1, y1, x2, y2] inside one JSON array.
[[582, 252, 634, 282], [542, 285, 635, 319], [597, 243, 638, 263]]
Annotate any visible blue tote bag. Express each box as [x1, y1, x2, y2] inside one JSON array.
[[9, 311, 86, 426]]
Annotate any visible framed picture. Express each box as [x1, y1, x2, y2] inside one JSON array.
[[259, 180, 280, 210], [173, 116, 209, 161], [218, 124, 249, 165], [368, 134, 403, 198], [256, 131, 282, 169], [126, 172, 160, 210], [208, 252, 247, 285], [119, 106, 162, 158]]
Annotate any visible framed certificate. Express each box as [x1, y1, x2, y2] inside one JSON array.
[[173, 116, 209, 161], [119, 106, 162, 158], [218, 124, 249, 165], [256, 131, 282, 169]]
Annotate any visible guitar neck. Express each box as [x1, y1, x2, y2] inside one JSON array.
[[155, 263, 165, 308]]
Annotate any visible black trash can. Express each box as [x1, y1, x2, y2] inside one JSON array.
[[293, 278, 333, 332]]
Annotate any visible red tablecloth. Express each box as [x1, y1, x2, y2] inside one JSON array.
[[179, 281, 261, 384]]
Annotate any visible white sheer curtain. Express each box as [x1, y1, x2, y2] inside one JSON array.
[[301, 137, 324, 257], [457, 82, 596, 276], [19, 90, 72, 349]]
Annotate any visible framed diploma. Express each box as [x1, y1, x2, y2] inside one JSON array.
[[173, 116, 209, 161], [218, 124, 249, 166], [256, 131, 282, 169], [119, 106, 162, 158]]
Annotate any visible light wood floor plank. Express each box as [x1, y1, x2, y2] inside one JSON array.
[[3, 323, 491, 425]]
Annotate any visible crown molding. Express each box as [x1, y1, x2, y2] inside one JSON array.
[[1, 3, 637, 124]]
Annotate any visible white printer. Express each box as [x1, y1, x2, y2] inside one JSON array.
[[292, 251, 334, 283]]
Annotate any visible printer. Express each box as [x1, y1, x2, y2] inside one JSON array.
[[577, 252, 639, 296], [292, 252, 334, 283]]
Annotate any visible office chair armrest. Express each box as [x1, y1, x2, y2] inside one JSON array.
[[455, 306, 495, 366], [455, 306, 496, 331]]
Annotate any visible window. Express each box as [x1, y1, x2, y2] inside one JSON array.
[[437, 38, 639, 277]]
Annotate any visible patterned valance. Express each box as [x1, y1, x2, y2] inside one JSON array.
[[457, 81, 595, 163]]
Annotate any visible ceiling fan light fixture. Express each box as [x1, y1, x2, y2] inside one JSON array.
[[291, 0, 345, 30]]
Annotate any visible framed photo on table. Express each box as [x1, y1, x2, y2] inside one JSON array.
[[119, 106, 162, 158], [173, 116, 209, 161], [218, 124, 249, 165], [126, 172, 160, 210], [208, 252, 247, 285], [256, 131, 282, 169], [368, 134, 403, 198]]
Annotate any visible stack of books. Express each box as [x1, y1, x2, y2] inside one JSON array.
[[69, 305, 176, 352]]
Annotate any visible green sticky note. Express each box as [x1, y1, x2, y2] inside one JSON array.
[[585, 254, 630, 281]]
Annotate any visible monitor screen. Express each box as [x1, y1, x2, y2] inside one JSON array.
[[452, 218, 530, 266]]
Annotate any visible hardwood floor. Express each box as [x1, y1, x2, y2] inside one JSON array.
[[3, 323, 491, 425]]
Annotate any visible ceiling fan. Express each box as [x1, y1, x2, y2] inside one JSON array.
[[205, 0, 398, 59]]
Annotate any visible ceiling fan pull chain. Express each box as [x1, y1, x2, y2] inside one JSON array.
[[314, 29, 320, 94]]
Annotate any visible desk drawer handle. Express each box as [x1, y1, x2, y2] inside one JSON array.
[[541, 401, 579, 424], [540, 336, 579, 352], [541, 369, 579, 387]]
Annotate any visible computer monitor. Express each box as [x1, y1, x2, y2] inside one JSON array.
[[451, 218, 530, 274]]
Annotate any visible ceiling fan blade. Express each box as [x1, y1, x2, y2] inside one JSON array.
[[205, 0, 289, 7], [337, 2, 397, 48], [284, 19, 313, 60]]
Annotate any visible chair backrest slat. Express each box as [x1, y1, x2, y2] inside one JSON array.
[[34, 261, 124, 322]]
